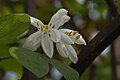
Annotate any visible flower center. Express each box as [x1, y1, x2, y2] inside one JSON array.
[[42, 25, 48, 30]]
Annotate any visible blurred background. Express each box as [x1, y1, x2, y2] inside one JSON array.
[[0, 0, 120, 80]]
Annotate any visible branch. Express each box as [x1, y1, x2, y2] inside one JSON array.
[[0, 57, 13, 61], [70, 15, 120, 76]]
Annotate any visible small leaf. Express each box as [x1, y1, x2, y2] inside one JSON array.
[[9, 47, 49, 78]]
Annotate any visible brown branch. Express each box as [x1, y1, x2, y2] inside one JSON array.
[[70, 15, 120, 77]]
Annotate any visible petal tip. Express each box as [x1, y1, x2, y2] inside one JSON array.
[[47, 54, 53, 58], [72, 57, 78, 64], [58, 8, 68, 13], [82, 39, 86, 46]]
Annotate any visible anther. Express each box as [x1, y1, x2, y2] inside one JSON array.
[[68, 31, 72, 36], [76, 35, 80, 40], [65, 32, 69, 35], [73, 31, 77, 35]]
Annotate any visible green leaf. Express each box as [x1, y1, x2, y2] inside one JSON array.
[[9, 47, 79, 80], [9, 47, 49, 78], [52, 60, 79, 80], [49, 59, 79, 80], [41, 54, 80, 80], [0, 14, 30, 44]]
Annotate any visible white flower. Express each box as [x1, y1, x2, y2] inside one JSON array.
[[56, 29, 86, 63], [22, 8, 86, 63], [23, 9, 73, 57]]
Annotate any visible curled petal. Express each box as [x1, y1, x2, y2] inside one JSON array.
[[59, 29, 86, 45], [61, 33, 74, 45], [30, 16, 44, 30], [56, 42, 68, 57], [65, 45, 78, 63], [22, 31, 41, 51], [50, 29, 61, 42], [48, 8, 69, 28], [41, 34, 54, 58], [75, 35, 86, 45]]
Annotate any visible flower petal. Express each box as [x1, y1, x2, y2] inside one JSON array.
[[54, 15, 70, 29], [56, 42, 68, 57], [22, 31, 41, 51], [60, 29, 86, 45], [50, 29, 61, 42], [41, 34, 54, 58], [59, 29, 72, 33], [65, 45, 78, 63], [73, 33, 86, 45], [75, 34, 86, 45], [30, 16, 44, 30], [61, 33, 74, 45], [48, 8, 69, 28]]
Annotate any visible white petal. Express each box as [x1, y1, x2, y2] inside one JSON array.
[[50, 29, 61, 42], [61, 33, 74, 45], [59, 29, 73, 32], [65, 45, 78, 63], [22, 31, 41, 51], [54, 15, 70, 29], [41, 34, 54, 58], [30, 16, 44, 30], [60, 29, 86, 45], [48, 8, 69, 28], [73, 33, 86, 45], [56, 42, 68, 57]]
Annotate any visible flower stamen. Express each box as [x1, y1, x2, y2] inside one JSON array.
[[72, 31, 77, 35], [65, 32, 70, 35], [65, 31, 78, 36], [69, 31, 72, 36], [42, 25, 48, 30], [76, 35, 80, 40]]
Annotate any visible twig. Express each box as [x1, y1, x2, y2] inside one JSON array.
[[0, 57, 13, 61]]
